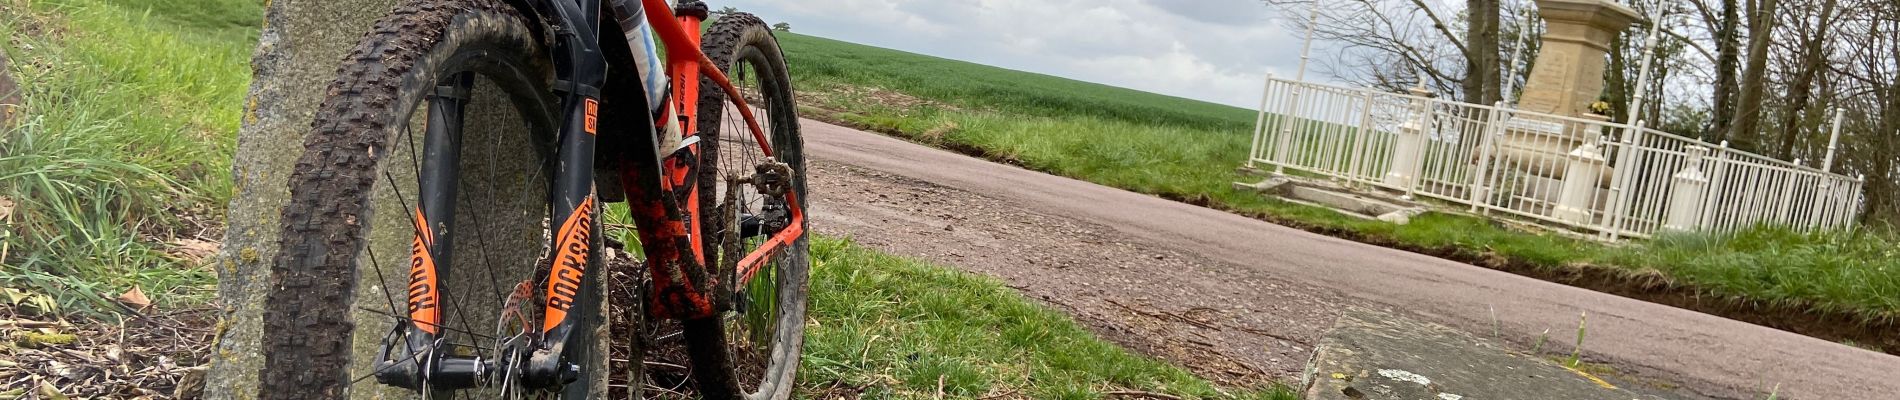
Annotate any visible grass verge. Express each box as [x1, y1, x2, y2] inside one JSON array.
[[0, 0, 256, 315], [772, 31, 1900, 351]]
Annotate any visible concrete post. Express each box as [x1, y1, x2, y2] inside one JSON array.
[[1385, 86, 1433, 192], [1664, 145, 1711, 231], [1552, 141, 1608, 224]]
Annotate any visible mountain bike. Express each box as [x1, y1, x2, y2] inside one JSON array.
[[257, 0, 807, 398]]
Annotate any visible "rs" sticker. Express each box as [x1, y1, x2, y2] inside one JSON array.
[[583, 98, 599, 135]]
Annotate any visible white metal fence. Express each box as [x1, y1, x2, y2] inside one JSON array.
[[1245, 77, 1865, 239]]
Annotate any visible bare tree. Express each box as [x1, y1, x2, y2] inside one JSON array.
[[1260, 0, 1498, 98], [1465, 0, 1503, 105], [1772, 0, 1840, 159], [1726, 0, 1784, 150], [1832, 0, 1900, 226], [1703, 0, 1743, 142]]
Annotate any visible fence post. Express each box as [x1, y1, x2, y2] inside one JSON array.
[[1664, 145, 1710, 232], [1386, 86, 1432, 197], [1601, 121, 1645, 240], [1247, 73, 1274, 169], [1469, 102, 1507, 213], [1822, 108, 1844, 173], [1296, 1, 1318, 81]]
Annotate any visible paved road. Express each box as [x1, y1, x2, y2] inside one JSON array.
[[797, 118, 1900, 400]]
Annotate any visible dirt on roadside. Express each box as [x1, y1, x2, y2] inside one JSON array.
[[2, 306, 217, 399]]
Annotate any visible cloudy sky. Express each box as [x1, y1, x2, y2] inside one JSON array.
[[720, 0, 1308, 108]]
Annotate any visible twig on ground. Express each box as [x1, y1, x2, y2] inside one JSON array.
[[1234, 326, 1309, 345], [642, 361, 688, 371], [1104, 299, 1165, 319], [1104, 299, 1219, 330], [0, 319, 59, 329]]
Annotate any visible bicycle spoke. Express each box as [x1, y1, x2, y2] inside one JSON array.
[[355, 307, 501, 343]]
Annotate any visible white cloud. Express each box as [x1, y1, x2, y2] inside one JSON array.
[[718, 0, 1311, 107]]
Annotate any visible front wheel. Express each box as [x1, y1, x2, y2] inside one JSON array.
[[683, 13, 811, 400], [256, 0, 609, 398]]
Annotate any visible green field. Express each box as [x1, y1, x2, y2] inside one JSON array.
[[0, 0, 1298, 397], [772, 32, 1900, 330]]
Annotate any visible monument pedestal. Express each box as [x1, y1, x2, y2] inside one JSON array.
[[1491, 0, 1639, 221], [1516, 0, 1642, 118]]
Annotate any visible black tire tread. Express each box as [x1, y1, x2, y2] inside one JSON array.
[[257, 0, 542, 398], [683, 12, 808, 400]]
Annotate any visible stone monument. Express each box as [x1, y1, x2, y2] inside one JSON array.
[[1515, 0, 1642, 117], [1491, 0, 1641, 224]]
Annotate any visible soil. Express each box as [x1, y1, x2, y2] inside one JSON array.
[[795, 117, 1900, 400], [2, 306, 218, 399]]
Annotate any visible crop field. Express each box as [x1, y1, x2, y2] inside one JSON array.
[[772, 31, 1900, 341]]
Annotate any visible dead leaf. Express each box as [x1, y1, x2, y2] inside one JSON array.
[[166, 239, 220, 264], [0, 196, 13, 220], [118, 286, 152, 310], [174, 366, 208, 399], [37, 381, 69, 400], [104, 344, 124, 363], [1, 288, 58, 314]]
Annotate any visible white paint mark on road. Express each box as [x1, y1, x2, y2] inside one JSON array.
[[1378, 369, 1432, 386]]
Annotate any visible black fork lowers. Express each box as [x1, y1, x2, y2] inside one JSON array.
[[523, 0, 608, 390], [374, 73, 489, 390], [376, 0, 613, 391]]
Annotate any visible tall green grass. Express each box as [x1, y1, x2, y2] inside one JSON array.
[[1, 0, 257, 313], [1607, 227, 1900, 320], [772, 30, 1900, 325]]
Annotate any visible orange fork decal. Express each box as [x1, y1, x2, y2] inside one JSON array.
[[583, 98, 599, 135], [543, 196, 596, 333], [406, 208, 441, 334]]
